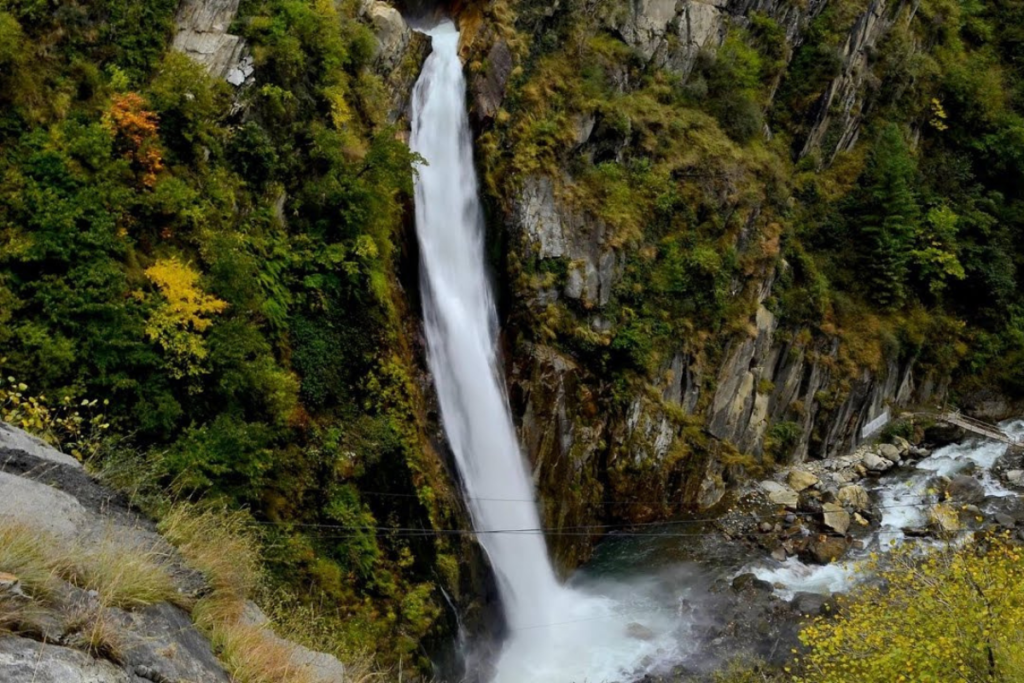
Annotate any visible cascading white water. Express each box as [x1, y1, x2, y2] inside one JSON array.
[[410, 19, 562, 632], [750, 420, 1024, 600], [410, 20, 681, 683]]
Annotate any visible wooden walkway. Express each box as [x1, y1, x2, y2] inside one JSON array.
[[940, 411, 1022, 446]]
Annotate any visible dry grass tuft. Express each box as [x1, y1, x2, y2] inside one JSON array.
[[201, 615, 315, 683], [159, 505, 258, 606], [159, 504, 315, 683], [58, 532, 182, 610], [0, 519, 180, 610], [62, 603, 125, 664], [0, 523, 60, 599]]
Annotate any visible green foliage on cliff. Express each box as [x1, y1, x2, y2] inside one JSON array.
[[483, 0, 1024, 428], [0, 0, 450, 667]]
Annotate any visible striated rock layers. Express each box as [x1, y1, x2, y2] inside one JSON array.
[[172, 0, 252, 84]]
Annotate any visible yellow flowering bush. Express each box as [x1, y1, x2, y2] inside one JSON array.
[[0, 371, 109, 461], [797, 536, 1024, 682]]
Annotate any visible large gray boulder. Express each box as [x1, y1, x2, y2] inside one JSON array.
[[761, 481, 799, 508], [822, 502, 851, 535], [946, 475, 986, 506], [362, 0, 412, 71], [862, 451, 893, 472], [0, 470, 88, 538], [0, 637, 129, 683], [0, 423, 82, 468]]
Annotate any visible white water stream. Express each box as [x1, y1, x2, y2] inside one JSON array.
[[750, 420, 1024, 599], [411, 21, 679, 683]]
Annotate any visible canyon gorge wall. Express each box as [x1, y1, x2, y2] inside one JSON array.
[[446, 0, 966, 572]]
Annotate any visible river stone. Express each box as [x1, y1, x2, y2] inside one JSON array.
[[929, 503, 961, 534], [837, 484, 870, 511], [807, 535, 849, 564], [877, 443, 902, 462], [626, 622, 656, 640], [946, 475, 986, 505], [731, 573, 773, 593], [791, 592, 830, 616], [822, 503, 851, 535], [787, 470, 819, 492], [893, 436, 912, 454], [862, 452, 893, 472], [995, 513, 1016, 529], [1007, 470, 1024, 487], [761, 481, 798, 508]]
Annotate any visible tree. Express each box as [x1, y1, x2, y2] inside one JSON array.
[[143, 258, 228, 380], [797, 536, 1024, 682], [852, 124, 921, 308]]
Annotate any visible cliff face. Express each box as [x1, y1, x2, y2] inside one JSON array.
[[172, 0, 253, 85], [453, 0, 954, 573]]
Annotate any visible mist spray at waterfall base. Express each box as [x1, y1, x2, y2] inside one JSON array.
[[410, 21, 684, 682]]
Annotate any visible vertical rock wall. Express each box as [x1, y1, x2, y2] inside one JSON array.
[[462, 0, 942, 570]]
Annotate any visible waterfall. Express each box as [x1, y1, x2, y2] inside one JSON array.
[[410, 20, 681, 683], [410, 20, 562, 632]]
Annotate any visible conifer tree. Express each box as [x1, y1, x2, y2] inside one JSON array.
[[854, 124, 921, 308]]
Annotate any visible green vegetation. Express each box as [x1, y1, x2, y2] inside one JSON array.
[[478, 0, 1024, 482], [0, 0, 456, 668], [4, 0, 1024, 671]]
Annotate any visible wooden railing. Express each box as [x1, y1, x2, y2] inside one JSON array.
[[940, 410, 1022, 446]]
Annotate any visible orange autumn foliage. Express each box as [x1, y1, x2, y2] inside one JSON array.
[[105, 92, 164, 187]]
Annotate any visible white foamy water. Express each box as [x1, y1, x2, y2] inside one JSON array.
[[751, 420, 1024, 599], [411, 21, 680, 682]]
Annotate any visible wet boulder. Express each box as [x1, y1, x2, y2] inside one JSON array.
[[877, 443, 902, 463], [822, 503, 851, 535], [928, 503, 961, 535], [923, 423, 966, 448], [731, 573, 773, 593], [806, 535, 850, 564], [907, 446, 931, 459], [626, 623, 656, 641], [837, 484, 870, 512], [862, 452, 894, 472], [945, 475, 986, 506], [791, 592, 832, 616]]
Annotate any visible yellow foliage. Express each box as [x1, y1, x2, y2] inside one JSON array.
[[323, 84, 352, 131], [797, 536, 1024, 682], [0, 371, 109, 461], [144, 258, 228, 380]]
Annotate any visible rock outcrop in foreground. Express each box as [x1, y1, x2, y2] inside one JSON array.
[[0, 422, 345, 683]]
